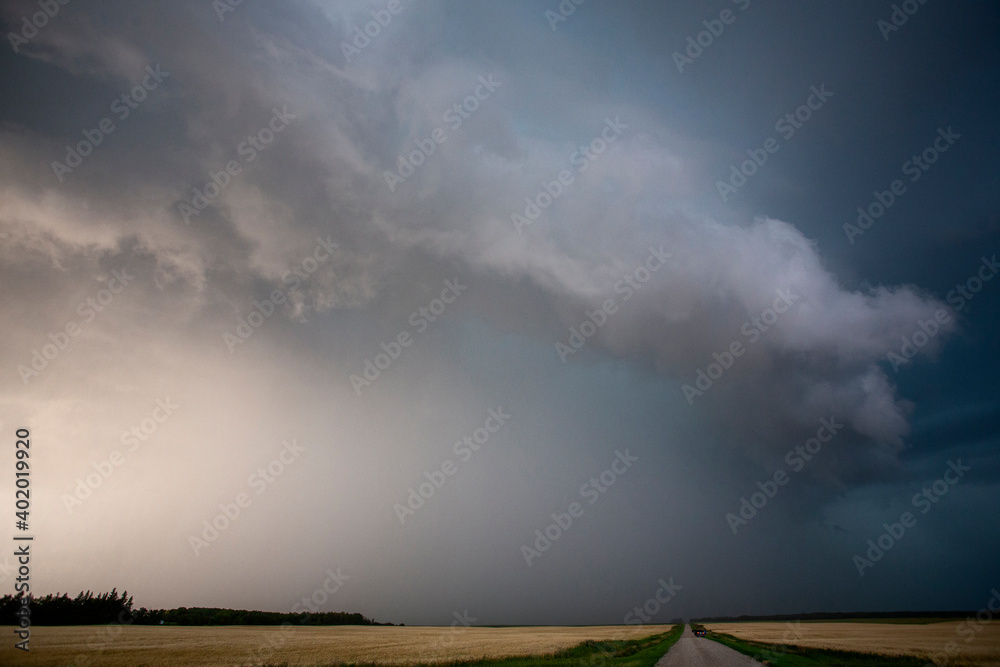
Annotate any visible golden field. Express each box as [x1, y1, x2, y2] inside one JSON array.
[[0, 624, 671, 667], [704, 620, 1000, 667]]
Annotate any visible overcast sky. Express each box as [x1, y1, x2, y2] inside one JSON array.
[[1, 0, 998, 626]]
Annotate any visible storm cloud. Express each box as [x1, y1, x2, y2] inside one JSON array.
[[1, 0, 997, 624]]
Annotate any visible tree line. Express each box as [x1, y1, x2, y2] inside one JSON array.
[[0, 589, 395, 626], [693, 610, 975, 623]]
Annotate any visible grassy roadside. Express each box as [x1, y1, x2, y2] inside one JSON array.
[[289, 624, 685, 667], [797, 617, 953, 625], [702, 628, 931, 667]]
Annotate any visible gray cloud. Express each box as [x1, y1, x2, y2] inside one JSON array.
[[1, 0, 996, 625]]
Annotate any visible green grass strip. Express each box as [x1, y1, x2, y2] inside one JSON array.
[[705, 628, 931, 667], [266, 624, 685, 667]]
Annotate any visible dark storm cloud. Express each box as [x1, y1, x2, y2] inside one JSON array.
[[1, 0, 997, 624]]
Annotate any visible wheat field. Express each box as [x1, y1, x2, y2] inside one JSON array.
[[704, 620, 1000, 667], [0, 624, 672, 667]]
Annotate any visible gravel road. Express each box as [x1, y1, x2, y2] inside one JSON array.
[[656, 627, 764, 667]]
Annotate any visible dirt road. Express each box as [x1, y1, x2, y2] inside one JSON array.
[[656, 627, 763, 667]]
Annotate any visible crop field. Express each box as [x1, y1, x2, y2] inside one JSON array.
[[704, 620, 1000, 666], [0, 624, 673, 667]]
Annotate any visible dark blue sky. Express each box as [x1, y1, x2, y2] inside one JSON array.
[[1, 0, 998, 625]]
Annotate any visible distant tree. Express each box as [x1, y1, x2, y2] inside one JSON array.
[[0, 589, 133, 625], [1, 590, 394, 626]]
